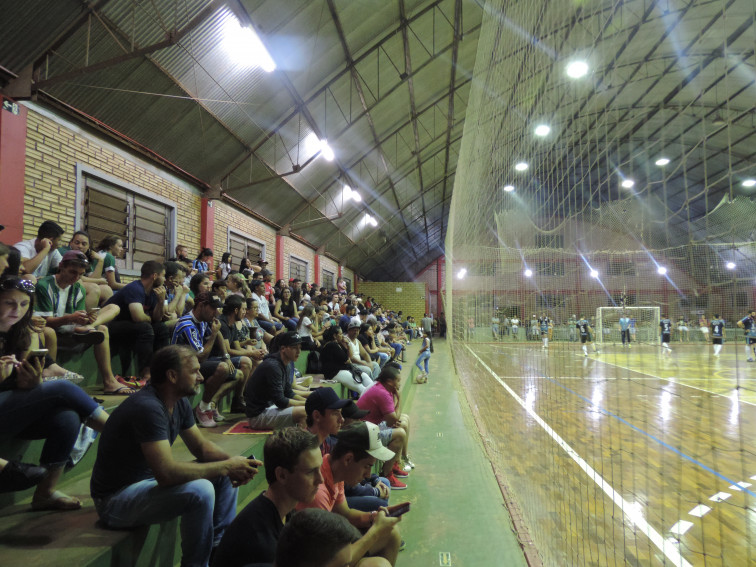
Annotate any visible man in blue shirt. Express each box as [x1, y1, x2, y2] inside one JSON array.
[[660, 315, 673, 355], [736, 309, 756, 362], [619, 313, 632, 348], [710, 313, 726, 356]]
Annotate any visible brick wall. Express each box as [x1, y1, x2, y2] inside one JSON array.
[[320, 256, 339, 290], [284, 237, 315, 283], [359, 281, 428, 323], [212, 200, 276, 266]]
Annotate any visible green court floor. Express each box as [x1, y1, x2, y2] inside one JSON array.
[[397, 338, 529, 566]]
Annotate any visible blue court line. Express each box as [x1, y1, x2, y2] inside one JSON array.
[[486, 346, 756, 500], [543, 373, 756, 500]]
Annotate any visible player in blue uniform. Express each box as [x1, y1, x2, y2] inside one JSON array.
[[539, 315, 551, 350], [736, 309, 756, 362], [710, 314, 725, 357], [619, 313, 631, 348], [660, 315, 673, 355], [576, 316, 598, 356]]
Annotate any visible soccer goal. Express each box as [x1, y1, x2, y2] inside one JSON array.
[[594, 307, 660, 345]]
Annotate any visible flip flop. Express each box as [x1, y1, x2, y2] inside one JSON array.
[[73, 329, 105, 346], [116, 376, 147, 389], [31, 490, 82, 511], [103, 385, 136, 395]]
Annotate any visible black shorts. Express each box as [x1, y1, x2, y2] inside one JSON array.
[[662, 333, 671, 343], [580, 335, 589, 343], [747, 337, 756, 345], [713, 337, 723, 345]]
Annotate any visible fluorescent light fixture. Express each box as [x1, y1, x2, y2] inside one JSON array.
[[621, 179, 635, 188], [589, 269, 599, 278], [221, 12, 276, 72], [657, 266, 667, 275], [515, 162, 529, 171], [726, 261, 736, 270], [457, 268, 467, 279], [742, 179, 756, 188], [534, 124, 551, 137], [566, 60, 588, 79], [503, 185, 515, 192], [655, 158, 670, 166], [319, 139, 335, 161], [362, 213, 377, 227], [524, 269, 533, 277], [351, 190, 362, 202], [342, 185, 352, 199]]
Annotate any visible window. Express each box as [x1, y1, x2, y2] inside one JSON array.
[[607, 258, 636, 276], [535, 260, 564, 276], [322, 269, 335, 291], [228, 230, 264, 271], [342, 277, 352, 294], [535, 233, 563, 249], [289, 256, 308, 282], [82, 174, 174, 274], [537, 294, 562, 309]]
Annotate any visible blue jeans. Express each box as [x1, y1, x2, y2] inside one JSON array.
[[281, 318, 298, 331], [371, 351, 389, 368], [95, 476, 238, 567], [346, 478, 390, 512], [0, 380, 101, 467], [389, 342, 403, 360], [416, 350, 430, 374], [256, 318, 283, 334]]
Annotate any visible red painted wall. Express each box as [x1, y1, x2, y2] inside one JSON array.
[[0, 97, 28, 243]]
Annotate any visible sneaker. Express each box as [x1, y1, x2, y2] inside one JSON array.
[[748, 358, 755, 362], [194, 406, 217, 428], [399, 539, 406, 552], [0, 460, 48, 493], [387, 474, 407, 490], [43, 371, 84, 384], [403, 456, 415, 469], [392, 463, 409, 477], [208, 402, 225, 422]]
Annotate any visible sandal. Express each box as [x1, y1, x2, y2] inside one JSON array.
[[31, 490, 82, 511], [116, 375, 147, 389], [103, 385, 136, 395], [72, 329, 105, 346]]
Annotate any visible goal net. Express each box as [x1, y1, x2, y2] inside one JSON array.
[[594, 306, 660, 345]]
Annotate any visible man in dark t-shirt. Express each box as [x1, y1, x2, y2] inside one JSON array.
[[212, 428, 322, 567], [91, 345, 260, 567]]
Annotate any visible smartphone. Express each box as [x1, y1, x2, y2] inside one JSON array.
[[28, 349, 49, 363], [248, 454, 258, 468], [88, 307, 101, 314], [386, 502, 410, 517]]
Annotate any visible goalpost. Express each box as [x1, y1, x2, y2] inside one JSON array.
[[595, 307, 660, 345]]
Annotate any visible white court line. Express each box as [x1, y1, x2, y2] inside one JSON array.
[[465, 345, 692, 567], [688, 504, 711, 517]]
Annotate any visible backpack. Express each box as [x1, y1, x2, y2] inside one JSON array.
[[306, 350, 322, 374]]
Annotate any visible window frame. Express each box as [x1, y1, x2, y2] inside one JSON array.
[[75, 164, 177, 278], [289, 254, 309, 282], [227, 228, 266, 271], [322, 269, 335, 291]]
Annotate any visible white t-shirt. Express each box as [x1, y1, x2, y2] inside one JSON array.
[[345, 336, 361, 360], [14, 238, 62, 278], [299, 316, 313, 338], [252, 292, 271, 318]]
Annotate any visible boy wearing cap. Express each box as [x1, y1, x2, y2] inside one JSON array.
[[172, 292, 246, 427], [243, 331, 307, 429], [34, 250, 130, 395], [297, 422, 402, 566], [212, 428, 323, 567]]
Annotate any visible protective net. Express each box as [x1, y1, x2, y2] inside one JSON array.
[[445, 1, 756, 565]]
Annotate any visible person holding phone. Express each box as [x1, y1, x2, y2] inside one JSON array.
[[0, 276, 109, 510]]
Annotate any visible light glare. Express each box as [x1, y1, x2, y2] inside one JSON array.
[[503, 185, 515, 192], [515, 162, 529, 171], [524, 269, 533, 277], [655, 158, 670, 166], [726, 262, 736, 270], [621, 179, 635, 188], [221, 12, 276, 72], [657, 266, 667, 275], [742, 179, 756, 188], [534, 124, 551, 137], [319, 139, 335, 161], [566, 60, 589, 78], [590, 269, 599, 278], [457, 268, 467, 279]]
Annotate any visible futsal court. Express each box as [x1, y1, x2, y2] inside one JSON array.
[[452, 337, 756, 566]]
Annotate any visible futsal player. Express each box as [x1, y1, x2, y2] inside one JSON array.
[[660, 315, 673, 355], [539, 314, 551, 350], [710, 314, 725, 356], [577, 316, 598, 356], [510, 316, 519, 340], [736, 309, 756, 362], [619, 313, 631, 348]]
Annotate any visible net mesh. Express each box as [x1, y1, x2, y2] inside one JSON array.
[[445, 1, 756, 565]]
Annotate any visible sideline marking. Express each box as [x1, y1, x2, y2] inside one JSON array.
[[689, 504, 711, 517], [466, 346, 692, 567], [709, 492, 731, 502]]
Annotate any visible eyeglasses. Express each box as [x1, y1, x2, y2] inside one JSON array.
[[0, 278, 36, 294]]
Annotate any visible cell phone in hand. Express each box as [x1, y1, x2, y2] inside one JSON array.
[[248, 454, 258, 468], [27, 349, 49, 363], [386, 502, 410, 517]]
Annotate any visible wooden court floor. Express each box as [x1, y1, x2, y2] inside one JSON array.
[[453, 339, 756, 566]]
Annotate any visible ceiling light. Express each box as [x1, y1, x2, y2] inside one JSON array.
[[351, 190, 362, 202], [457, 268, 467, 279], [657, 266, 667, 275], [589, 269, 599, 278], [726, 261, 736, 270], [566, 60, 588, 79], [534, 124, 551, 137], [515, 162, 529, 171], [742, 179, 756, 188], [524, 269, 532, 277], [363, 213, 377, 227], [221, 12, 276, 72], [319, 139, 335, 161], [655, 158, 670, 166], [503, 185, 515, 192], [621, 179, 635, 188]]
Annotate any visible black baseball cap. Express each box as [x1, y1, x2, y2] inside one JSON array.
[[305, 388, 350, 417]]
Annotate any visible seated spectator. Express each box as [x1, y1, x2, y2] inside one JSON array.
[[339, 304, 356, 334], [192, 248, 213, 274], [385, 323, 405, 362], [162, 261, 189, 326], [261, 270, 275, 304], [34, 250, 135, 395], [239, 256, 258, 277], [290, 278, 303, 307], [297, 303, 320, 349], [218, 295, 261, 411], [216, 252, 233, 280], [243, 331, 307, 429], [276, 508, 383, 567], [273, 279, 286, 302], [296, 422, 402, 566], [94, 235, 127, 291], [251, 279, 283, 335], [211, 278, 227, 301], [356, 365, 413, 490], [14, 219, 64, 279], [243, 297, 273, 347], [105, 260, 170, 382], [188, 272, 211, 299], [0, 275, 109, 510], [58, 230, 113, 309], [90, 345, 260, 566], [273, 287, 299, 332], [226, 272, 250, 299], [211, 428, 323, 567], [174, 244, 191, 264], [359, 323, 391, 368], [345, 321, 380, 380], [320, 326, 373, 396], [172, 292, 246, 427]]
